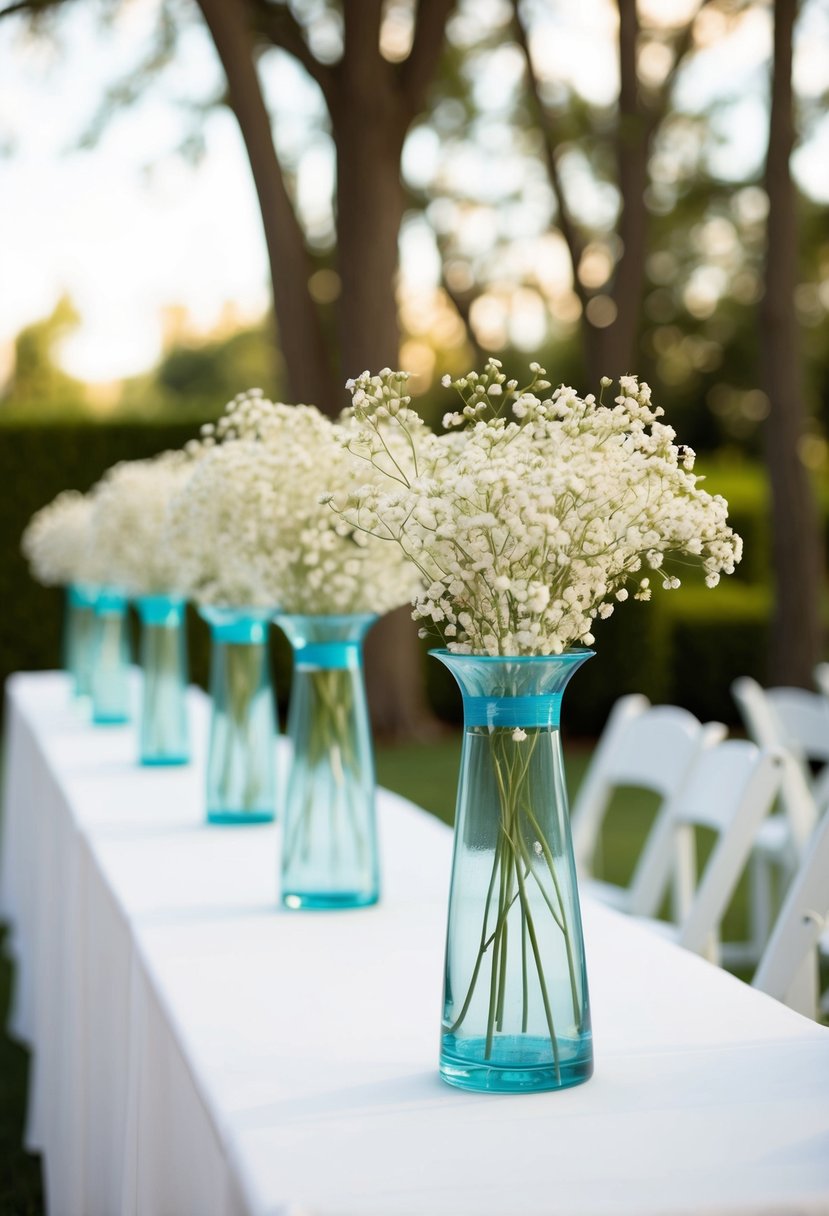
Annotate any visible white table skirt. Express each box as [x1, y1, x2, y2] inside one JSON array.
[[2, 671, 829, 1216]]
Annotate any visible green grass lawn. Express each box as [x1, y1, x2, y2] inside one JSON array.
[[377, 731, 754, 950], [0, 734, 765, 1214]]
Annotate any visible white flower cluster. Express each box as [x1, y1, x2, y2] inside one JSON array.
[[165, 390, 421, 614], [334, 360, 743, 656], [22, 490, 96, 587], [87, 451, 194, 596]]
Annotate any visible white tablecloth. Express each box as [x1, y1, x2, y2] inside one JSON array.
[[2, 671, 829, 1216]]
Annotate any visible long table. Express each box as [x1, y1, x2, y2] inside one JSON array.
[[2, 671, 829, 1216]]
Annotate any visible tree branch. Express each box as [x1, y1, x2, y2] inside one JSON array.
[[645, 0, 716, 139], [0, 0, 67, 20], [440, 273, 485, 364], [250, 0, 338, 114], [195, 0, 338, 413], [511, 0, 586, 304], [399, 0, 456, 117]]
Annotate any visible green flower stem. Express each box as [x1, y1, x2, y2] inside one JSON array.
[[513, 852, 562, 1082], [521, 900, 529, 1033], [445, 834, 503, 1036], [445, 725, 575, 1077], [520, 796, 583, 1025], [283, 667, 366, 870], [144, 624, 180, 754], [221, 642, 265, 811]]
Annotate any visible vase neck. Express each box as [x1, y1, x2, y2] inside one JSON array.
[[200, 606, 271, 645], [137, 595, 185, 627], [95, 588, 128, 616], [275, 613, 375, 670], [463, 693, 565, 730], [431, 648, 594, 731], [69, 583, 99, 608]]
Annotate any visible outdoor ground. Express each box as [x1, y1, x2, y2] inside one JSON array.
[[0, 734, 756, 1215]]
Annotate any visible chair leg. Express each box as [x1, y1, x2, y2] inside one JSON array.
[[721, 849, 771, 969]]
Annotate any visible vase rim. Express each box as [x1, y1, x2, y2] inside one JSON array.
[[197, 603, 274, 623], [273, 611, 377, 626], [137, 592, 186, 607], [429, 647, 594, 664]]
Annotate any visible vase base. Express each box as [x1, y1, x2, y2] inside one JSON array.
[[92, 713, 130, 726], [207, 810, 275, 826], [282, 890, 379, 911], [141, 755, 190, 767], [440, 1033, 593, 1093]]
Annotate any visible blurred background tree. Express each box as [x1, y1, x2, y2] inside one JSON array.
[[1, 295, 88, 417], [0, 0, 826, 724]]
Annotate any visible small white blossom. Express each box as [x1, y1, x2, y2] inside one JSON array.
[[332, 367, 742, 655], [22, 491, 95, 587], [86, 452, 194, 595], [166, 393, 421, 613]]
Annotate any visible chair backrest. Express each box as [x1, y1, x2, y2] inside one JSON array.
[[731, 677, 818, 850], [666, 740, 784, 959], [766, 686, 829, 766], [753, 807, 829, 1018], [570, 694, 725, 877]]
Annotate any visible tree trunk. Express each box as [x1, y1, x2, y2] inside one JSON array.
[[332, 19, 434, 737], [195, 0, 339, 414], [761, 0, 824, 687]]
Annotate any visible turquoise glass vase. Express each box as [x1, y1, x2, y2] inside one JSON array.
[[91, 589, 132, 725], [201, 607, 277, 825], [275, 614, 379, 910], [433, 648, 594, 1094], [64, 583, 98, 697], [136, 595, 190, 766]]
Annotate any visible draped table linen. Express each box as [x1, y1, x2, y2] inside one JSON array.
[[2, 671, 829, 1216]]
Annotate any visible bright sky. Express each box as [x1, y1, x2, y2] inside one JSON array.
[[0, 0, 827, 384]]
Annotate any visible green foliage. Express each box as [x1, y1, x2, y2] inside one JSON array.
[[665, 586, 771, 725], [0, 421, 199, 697], [1, 297, 88, 420], [0, 423, 826, 733], [150, 326, 282, 412]]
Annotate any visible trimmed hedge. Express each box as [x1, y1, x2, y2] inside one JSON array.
[[0, 424, 821, 735]]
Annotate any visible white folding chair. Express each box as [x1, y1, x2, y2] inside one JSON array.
[[571, 694, 726, 917], [731, 677, 829, 963], [635, 740, 785, 963], [753, 807, 829, 1019]]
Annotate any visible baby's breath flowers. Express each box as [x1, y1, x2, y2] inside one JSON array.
[[166, 390, 421, 615], [334, 360, 742, 656], [22, 489, 96, 588], [87, 452, 194, 596]]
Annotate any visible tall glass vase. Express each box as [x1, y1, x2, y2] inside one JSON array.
[[91, 589, 132, 725], [275, 614, 378, 910], [433, 648, 594, 1094], [136, 595, 190, 766], [201, 607, 277, 825], [63, 583, 98, 698]]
